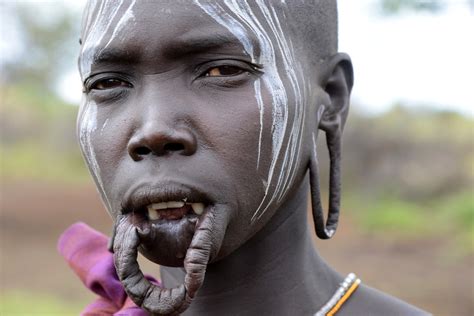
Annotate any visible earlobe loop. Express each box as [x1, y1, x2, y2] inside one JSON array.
[[308, 53, 352, 239], [309, 128, 341, 239]]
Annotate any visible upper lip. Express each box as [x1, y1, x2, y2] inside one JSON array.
[[121, 182, 213, 215]]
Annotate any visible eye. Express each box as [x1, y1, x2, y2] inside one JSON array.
[[90, 78, 132, 90], [204, 66, 244, 77]]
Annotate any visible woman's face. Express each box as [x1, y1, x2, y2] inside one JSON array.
[[78, 0, 323, 265]]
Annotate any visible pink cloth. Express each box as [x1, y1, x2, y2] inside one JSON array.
[[58, 222, 160, 315]]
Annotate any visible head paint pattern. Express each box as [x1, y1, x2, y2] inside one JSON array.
[[78, 98, 112, 212], [80, 0, 311, 223], [79, 0, 137, 79], [78, 0, 138, 213], [194, 0, 309, 223]]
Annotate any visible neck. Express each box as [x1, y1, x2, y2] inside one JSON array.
[[161, 175, 341, 315]]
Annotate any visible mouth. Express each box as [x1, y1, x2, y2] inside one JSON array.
[[120, 184, 214, 266], [122, 184, 212, 218], [146, 200, 205, 221]]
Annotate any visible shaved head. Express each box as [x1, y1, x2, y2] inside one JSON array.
[[285, 0, 338, 62]]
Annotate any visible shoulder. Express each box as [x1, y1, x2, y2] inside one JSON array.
[[337, 283, 431, 316]]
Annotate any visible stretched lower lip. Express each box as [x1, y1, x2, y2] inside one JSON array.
[[112, 203, 232, 314], [129, 205, 210, 267]]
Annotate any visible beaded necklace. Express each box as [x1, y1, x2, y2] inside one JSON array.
[[314, 273, 361, 316]]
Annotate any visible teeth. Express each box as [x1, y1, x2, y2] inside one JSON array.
[[191, 203, 204, 215], [151, 202, 167, 210], [147, 206, 161, 220], [167, 201, 185, 208], [146, 201, 204, 219], [150, 201, 185, 210]]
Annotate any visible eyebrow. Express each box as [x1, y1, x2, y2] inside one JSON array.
[[82, 32, 258, 69], [166, 32, 255, 58], [84, 47, 140, 67]]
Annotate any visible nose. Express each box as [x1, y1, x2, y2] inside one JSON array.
[[127, 124, 197, 161]]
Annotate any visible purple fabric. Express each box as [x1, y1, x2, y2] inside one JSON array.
[[58, 222, 160, 315]]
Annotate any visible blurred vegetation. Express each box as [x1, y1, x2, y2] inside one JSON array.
[[377, 0, 446, 14], [0, 291, 82, 316], [377, 0, 474, 15], [314, 105, 473, 254], [0, 84, 88, 183], [0, 2, 80, 94], [1, 2, 85, 183]]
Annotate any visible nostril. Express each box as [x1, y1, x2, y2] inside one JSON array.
[[135, 147, 152, 156], [163, 143, 185, 152], [128, 129, 196, 160]]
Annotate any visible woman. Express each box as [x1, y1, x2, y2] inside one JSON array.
[[59, 1, 429, 315]]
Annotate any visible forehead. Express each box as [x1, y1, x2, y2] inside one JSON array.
[[80, 0, 312, 76], [79, 0, 294, 76], [82, 0, 230, 42]]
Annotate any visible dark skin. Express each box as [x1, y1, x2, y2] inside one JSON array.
[[78, 1, 429, 315]]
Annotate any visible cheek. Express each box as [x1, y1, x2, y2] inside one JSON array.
[[205, 84, 280, 253], [77, 100, 129, 213], [77, 100, 101, 179], [206, 98, 266, 207], [77, 100, 112, 211], [247, 73, 310, 225], [205, 82, 275, 177]]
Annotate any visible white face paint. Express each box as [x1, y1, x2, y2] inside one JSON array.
[[77, 97, 112, 212], [194, 0, 309, 223], [78, 0, 138, 213], [79, 0, 137, 79], [78, 0, 311, 221], [100, 118, 109, 134], [254, 79, 264, 171]]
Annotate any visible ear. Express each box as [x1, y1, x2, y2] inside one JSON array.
[[319, 53, 354, 136], [309, 53, 353, 239]]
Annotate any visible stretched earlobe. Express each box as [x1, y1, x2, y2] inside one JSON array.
[[309, 129, 342, 239], [309, 53, 351, 240]]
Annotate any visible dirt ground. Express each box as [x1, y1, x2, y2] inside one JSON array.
[[1, 180, 472, 315]]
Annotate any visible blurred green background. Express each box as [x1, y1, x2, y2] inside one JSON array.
[[0, 1, 472, 315]]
